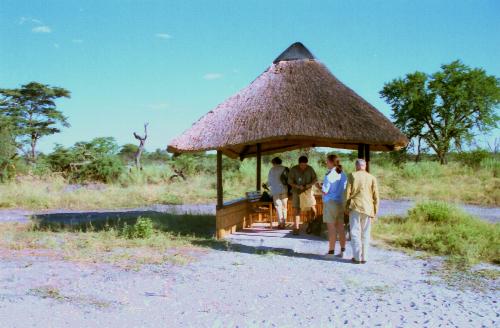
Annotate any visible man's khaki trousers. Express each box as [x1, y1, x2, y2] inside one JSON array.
[[349, 210, 372, 262]]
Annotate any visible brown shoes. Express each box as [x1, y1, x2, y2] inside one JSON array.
[[351, 258, 366, 264]]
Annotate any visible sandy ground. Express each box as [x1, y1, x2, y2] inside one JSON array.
[[0, 234, 498, 328], [0, 201, 498, 327]]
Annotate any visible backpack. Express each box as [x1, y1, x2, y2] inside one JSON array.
[[306, 216, 323, 236], [279, 167, 291, 195], [259, 191, 273, 202], [279, 167, 289, 186]]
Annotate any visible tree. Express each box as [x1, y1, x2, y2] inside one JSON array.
[[133, 123, 148, 169], [0, 82, 70, 162], [0, 117, 17, 181], [73, 137, 119, 158], [381, 61, 500, 164]]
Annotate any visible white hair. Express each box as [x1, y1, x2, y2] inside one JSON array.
[[355, 159, 366, 167]]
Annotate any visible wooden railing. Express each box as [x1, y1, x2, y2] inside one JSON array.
[[216, 199, 249, 239], [215, 195, 323, 239]]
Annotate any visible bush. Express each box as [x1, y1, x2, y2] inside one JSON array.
[[408, 201, 462, 223], [47, 144, 76, 173], [121, 217, 154, 239], [373, 201, 500, 265], [389, 148, 409, 166], [118, 143, 139, 163], [454, 149, 491, 168], [78, 156, 124, 183], [30, 159, 53, 177], [47, 137, 124, 183]]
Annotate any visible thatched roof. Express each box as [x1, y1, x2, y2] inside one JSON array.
[[168, 42, 408, 159]]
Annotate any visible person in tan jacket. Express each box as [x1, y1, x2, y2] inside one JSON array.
[[345, 159, 379, 264]]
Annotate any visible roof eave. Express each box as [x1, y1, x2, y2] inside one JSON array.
[[167, 136, 409, 159]]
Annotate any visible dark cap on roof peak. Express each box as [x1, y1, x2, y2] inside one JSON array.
[[273, 42, 315, 64]]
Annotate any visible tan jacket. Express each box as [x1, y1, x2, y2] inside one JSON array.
[[345, 170, 379, 217]]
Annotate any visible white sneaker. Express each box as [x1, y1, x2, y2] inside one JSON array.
[[324, 250, 335, 258], [335, 252, 344, 258]]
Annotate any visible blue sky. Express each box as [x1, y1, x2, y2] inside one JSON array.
[[1, 0, 499, 153]]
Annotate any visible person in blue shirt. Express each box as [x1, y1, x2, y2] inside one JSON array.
[[322, 154, 348, 258]]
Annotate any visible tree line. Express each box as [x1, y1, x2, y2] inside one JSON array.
[[1, 60, 498, 182]]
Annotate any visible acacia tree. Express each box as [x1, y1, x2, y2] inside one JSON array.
[[0, 82, 70, 162], [0, 116, 17, 181], [381, 61, 499, 164]]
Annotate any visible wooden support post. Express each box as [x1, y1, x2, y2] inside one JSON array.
[[357, 144, 365, 159], [364, 144, 371, 172], [256, 143, 262, 191], [216, 150, 223, 209]]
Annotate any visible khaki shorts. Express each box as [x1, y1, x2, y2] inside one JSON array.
[[292, 190, 316, 210], [323, 200, 344, 223]]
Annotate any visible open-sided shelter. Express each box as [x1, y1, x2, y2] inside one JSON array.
[[168, 42, 408, 238]]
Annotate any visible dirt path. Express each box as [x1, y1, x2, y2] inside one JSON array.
[[0, 238, 498, 328], [0, 200, 498, 224]]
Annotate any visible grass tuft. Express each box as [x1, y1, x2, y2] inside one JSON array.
[[120, 217, 154, 239], [373, 201, 500, 266]]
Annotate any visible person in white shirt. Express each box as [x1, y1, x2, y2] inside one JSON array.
[[267, 157, 289, 229], [322, 154, 347, 258]]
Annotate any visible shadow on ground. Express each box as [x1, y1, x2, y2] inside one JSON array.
[[30, 211, 337, 261], [31, 211, 216, 238]]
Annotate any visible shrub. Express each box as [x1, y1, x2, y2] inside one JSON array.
[[78, 156, 124, 183], [389, 148, 409, 165], [408, 201, 462, 223], [121, 217, 154, 239], [30, 159, 53, 177], [455, 149, 491, 168], [118, 143, 139, 163], [373, 201, 500, 265], [47, 138, 124, 183], [169, 154, 202, 176], [47, 144, 77, 173]]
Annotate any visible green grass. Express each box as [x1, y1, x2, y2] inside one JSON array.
[[120, 217, 154, 239], [373, 201, 500, 266], [0, 159, 498, 210], [372, 161, 499, 206]]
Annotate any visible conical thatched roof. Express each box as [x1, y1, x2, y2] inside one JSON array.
[[168, 42, 408, 159]]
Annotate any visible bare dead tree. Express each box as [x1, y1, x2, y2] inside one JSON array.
[[133, 123, 148, 169], [486, 138, 499, 154]]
